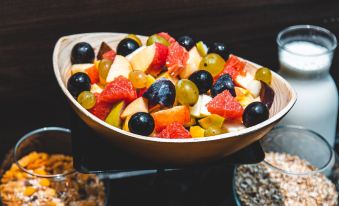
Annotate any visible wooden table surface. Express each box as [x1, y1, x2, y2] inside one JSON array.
[[0, 0, 338, 159]]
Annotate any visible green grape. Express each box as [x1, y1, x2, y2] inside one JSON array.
[[98, 59, 113, 83], [255, 67, 272, 85], [204, 127, 222, 137], [199, 53, 225, 77], [176, 79, 199, 105], [129, 70, 148, 88], [146, 34, 170, 46], [77, 91, 96, 109]]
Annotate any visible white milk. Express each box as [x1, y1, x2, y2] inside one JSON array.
[[280, 41, 331, 72], [278, 41, 338, 146]]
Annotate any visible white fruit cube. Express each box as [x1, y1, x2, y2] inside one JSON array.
[[200, 95, 212, 116], [121, 97, 148, 119], [129, 45, 155, 72], [70, 64, 94, 75], [179, 47, 202, 79], [235, 73, 261, 98], [190, 95, 202, 118], [90, 84, 103, 94], [106, 55, 132, 83], [189, 94, 212, 118]]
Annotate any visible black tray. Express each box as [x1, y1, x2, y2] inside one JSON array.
[[70, 111, 265, 174]]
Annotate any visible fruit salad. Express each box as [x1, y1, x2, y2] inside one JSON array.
[[66, 32, 275, 138]]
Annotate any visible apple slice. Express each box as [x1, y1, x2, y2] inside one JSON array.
[[179, 46, 202, 79], [235, 86, 255, 107], [189, 94, 212, 118], [126, 46, 146, 61], [152, 105, 190, 132], [235, 73, 261, 98], [106, 55, 132, 83], [190, 95, 202, 118], [200, 95, 212, 116], [90, 84, 103, 94], [246, 80, 261, 98], [146, 43, 168, 76], [121, 97, 148, 119], [70, 64, 94, 75], [105, 101, 125, 128], [222, 119, 245, 133], [129, 45, 156, 72], [129, 44, 168, 77], [122, 115, 132, 132]]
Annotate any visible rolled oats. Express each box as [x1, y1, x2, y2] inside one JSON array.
[[235, 152, 338, 206]]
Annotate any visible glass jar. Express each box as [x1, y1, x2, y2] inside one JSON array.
[[233, 125, 339, 206], [0, 127, 109, 206], [276, 25, 338, 146]]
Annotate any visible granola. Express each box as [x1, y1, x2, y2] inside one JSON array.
[[0, 152, 106, 206]]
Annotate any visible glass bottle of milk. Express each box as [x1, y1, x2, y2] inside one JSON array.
[[277, 25, 338, 146]]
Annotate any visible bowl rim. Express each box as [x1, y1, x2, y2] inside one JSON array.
[[276, 24, 338, 57], [261, 125, 335, 176], [14, 127, 76, 179], [53, 32, 297, 144]]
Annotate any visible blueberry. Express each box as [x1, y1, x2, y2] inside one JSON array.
[[242, 102, 269, 127], [177, 36, 195, 51], [128, 112, 155, 136], [71, 42, 95, 64], [209, 42, 230, 60], [188, 70, 213, 94], [142, 79, 176, 107], [67, 72, 91, 97], [211, 74, 236, 97], [117, 38, 140, 56]]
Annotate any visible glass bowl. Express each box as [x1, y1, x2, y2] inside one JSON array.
[[0, 127, 110, 206], [233, 125, 339, 206]]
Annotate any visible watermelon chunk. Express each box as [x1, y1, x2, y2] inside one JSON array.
[[158, 122, 191, 139], [206, 90, 243, 119], [89, 94, 113, 120], [215, 55, 246, 81], [166, 42, 189, 77], [102, 50, 116, 61], [100, 76, 137, 104]]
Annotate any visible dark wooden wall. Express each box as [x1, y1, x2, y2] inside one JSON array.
[[1, 0, 339, 158]]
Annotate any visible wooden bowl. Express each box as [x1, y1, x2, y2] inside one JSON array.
[[53, 33, 296, 166]]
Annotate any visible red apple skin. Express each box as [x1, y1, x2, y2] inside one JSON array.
[[147, 43, 168, 76]]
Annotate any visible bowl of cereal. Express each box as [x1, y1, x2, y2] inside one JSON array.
[[0, 127, 109, 206]]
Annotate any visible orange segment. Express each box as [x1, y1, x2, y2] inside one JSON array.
[[151, 105, 190, 132]]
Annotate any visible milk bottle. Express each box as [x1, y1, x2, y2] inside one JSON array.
[[277, 25, 338, 146]]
